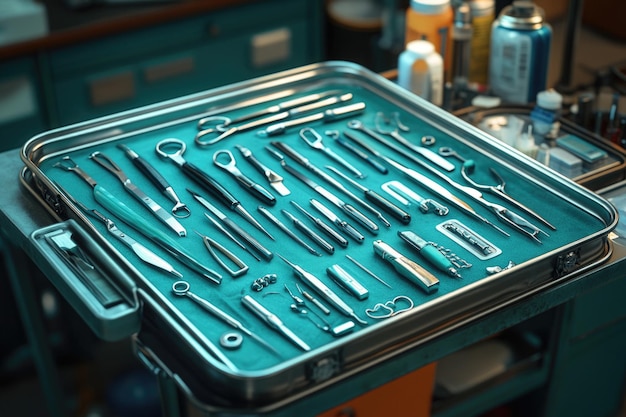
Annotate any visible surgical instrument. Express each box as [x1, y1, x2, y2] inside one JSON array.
[[296, 282, 331, 315], [437, 219, 502, 260], [455, 156, 556, 231], [381, 180, 449, 216], [281, 162, 379, 234], [241, 294, 311, 351], [156, 138, 272, 238], [117, 144, 190, 218], [213, 149, 277, 206], [187, 188, 273, 261], [335, 132, 388, 174], [257, 206, 322, 256], [373, 240, 440, 294], [365, 296, 414, 320], [309, 198, 365, 243], [326, 264, 369, 300], [199, 90, 344, 130], [90, 151, 187, 237], [325, 166, 412, 224], [172, 281, 279, 356], [203, 212, 260, 261], [281, 209, 335, 255], [342, 128, 510, 237], [398, 230, 461, 278], [54, 156, 222, 284], [257, 102, 367, 137], [373, 112, 455, 172], [235, 145, 290, 196], [194, 231, 249, 277], [77, 200, 183, 278], [345, 254, 391, 288], [278, 254, 368, 326], [349, 122, 546, 241], [290, 201, 349, 248], [271, 141, 388, 229], [197, 93, 354, 146], [300, 127, 365, 178]]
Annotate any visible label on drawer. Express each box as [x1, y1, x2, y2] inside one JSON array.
[[0, 76, 36, 123]]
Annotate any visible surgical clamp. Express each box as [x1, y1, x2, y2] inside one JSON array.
[[213, 149, 277, 206], [299, 127, 365, 178], [117, 144, 190, 219], [90, 151, 187, 237], [374, 112, 455, 172], [156, 138, 272, 239], [172, 281, 280, 356], [196, 93, 354, 146]]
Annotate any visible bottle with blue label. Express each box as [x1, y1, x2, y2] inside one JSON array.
[[488, 1, 552, 104]]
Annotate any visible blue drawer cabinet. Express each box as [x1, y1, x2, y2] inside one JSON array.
[[0, 57, 47, 151], [49, 0, 322, 125]]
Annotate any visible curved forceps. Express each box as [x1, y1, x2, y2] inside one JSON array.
[[374, 112, 455, 172], [156, 138, 272, 238], [459, 159, 557, 231], [212, 149, 276, 205]]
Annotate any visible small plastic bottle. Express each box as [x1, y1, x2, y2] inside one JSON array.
[[530, 88, 563, 136], [405, 0, 454, 78]]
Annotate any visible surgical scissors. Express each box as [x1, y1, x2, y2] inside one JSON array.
[[195, 92, 354, 146], [373, 112, 455, 172], [213, 149, 277, 206], [156, 138, 273, 239], [299, 127, 365, 178]]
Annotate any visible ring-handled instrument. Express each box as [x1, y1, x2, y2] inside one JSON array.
[[194, 231, 249, 277], [155, 138, 272, 239], [334, 131, 388, 174], [198, 90, 344, 131], [325, 165, 412, 225], [187, 188, 273, 261], [257, 102, 367, 137], [241, 294, 311, 351], [235, 145, 290, 196], [373, 239, 440, 294], [397, 230, 461, 278], [299, 127, 365, 178], [290, 201, 349, 248], [277, 254, 368, 326], [381, 180, 449, 216], [447, 151, 556, 231], [89, 151, 187, 237], [54, 156, 222, 284], [257, 206, 322, 256], [342, 128, 510, 237], [117, 144, 190, 218], [271, 141, 386, 229], [196, 92, 353, 146], [172, 281, 280, 356], [213, 149, 277, 206], [280, 209, 335, 255], [373, 112, 455, 172], [309, 198, 365, 243], [75, 199, 183, 278]]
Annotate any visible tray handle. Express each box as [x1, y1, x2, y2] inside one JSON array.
[[30, 219, 140, 341]]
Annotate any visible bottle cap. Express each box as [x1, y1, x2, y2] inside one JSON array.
[[406, 39, 436, 55], [536, 89, 562, 110], [499, 1, 544, 30], [410, 0, 450, 15]]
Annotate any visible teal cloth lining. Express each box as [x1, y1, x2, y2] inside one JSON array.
[[39, 83, 607, 373]]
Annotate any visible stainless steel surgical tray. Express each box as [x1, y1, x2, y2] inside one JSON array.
[[19, 61, 618, 415]]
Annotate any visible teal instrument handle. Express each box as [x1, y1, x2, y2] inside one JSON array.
[[420, 244, 452, 272]]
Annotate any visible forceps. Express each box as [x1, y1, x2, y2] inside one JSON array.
[[438, 147, 556, 231], [172, 281, 280, 356], [156, 138, 273, 238], [213, 149, 277, 206], [374, 112, 455, 172], [299, 128, 365, 178]]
